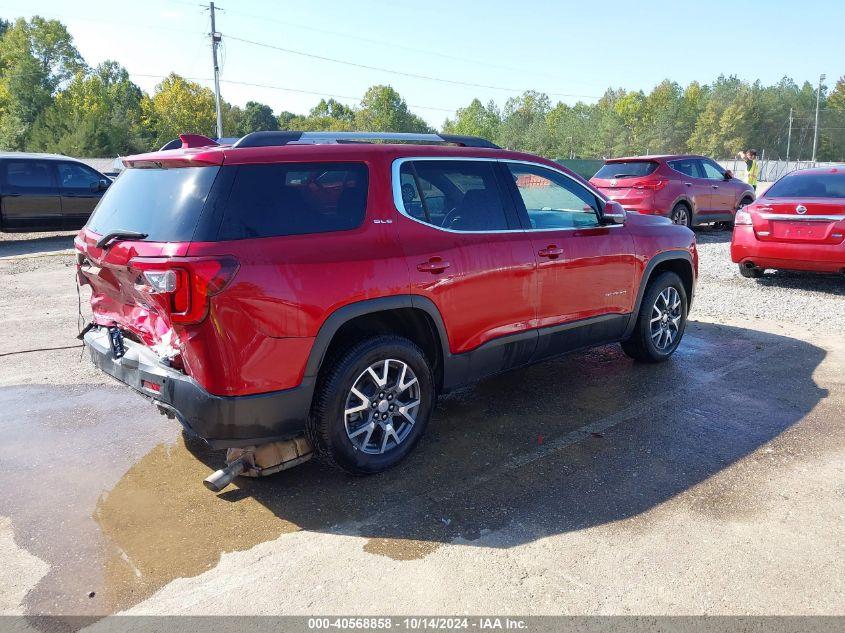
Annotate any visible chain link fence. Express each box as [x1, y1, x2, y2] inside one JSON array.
[[716, 158, 844, 183]]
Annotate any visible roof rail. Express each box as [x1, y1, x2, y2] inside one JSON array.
[[232, 131, 500, 149]]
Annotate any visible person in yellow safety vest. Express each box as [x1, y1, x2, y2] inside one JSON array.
[[744, 149, 760, 191]]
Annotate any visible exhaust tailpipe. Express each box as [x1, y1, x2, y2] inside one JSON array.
[[203, 458, 247, 492], [202, 435, 313, 492]]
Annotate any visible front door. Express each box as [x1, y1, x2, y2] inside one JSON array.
[[394, 158, 537, 384], [502, 161, 637, 358], [699, 158, 735, 217], [57, 162, 107, 228], [0, 160, 62, 230]]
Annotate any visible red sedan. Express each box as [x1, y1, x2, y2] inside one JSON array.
[[731, 167, 845, 277]]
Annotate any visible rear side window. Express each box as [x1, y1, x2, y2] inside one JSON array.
[[218, 162, 368, 240], [668, 159, 704, 178], [594, 161, 657, 179], [3, 161, 56, 189], [87, 166, 220, 242], [765, 172, 845, 198], [397, 160, 509, 232]]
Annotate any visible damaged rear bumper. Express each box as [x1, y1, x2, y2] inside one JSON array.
[[84, 327, 314, 448]]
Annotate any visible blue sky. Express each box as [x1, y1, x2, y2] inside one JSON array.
[[6, 0, 844, 127]]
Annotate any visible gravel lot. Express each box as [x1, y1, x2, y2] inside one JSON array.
[[692, 226, 845, 323]]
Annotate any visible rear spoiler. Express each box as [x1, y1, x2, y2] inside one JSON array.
[[158, 134, 239, 151]]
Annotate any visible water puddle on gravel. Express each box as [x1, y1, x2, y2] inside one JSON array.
[[94, 436, 300, 612]]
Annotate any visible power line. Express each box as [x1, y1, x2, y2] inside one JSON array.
[[225, 34, 601, 100], [221, 7, 593, 87]]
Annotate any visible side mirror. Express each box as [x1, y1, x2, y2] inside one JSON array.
[[723, 170, 733, 180], [602, 200, 626, 225], [98, 178, 110, 191]]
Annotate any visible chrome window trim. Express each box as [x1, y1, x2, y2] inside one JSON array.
[[390, 156, 619, 235], [759, 213, 845, 222]]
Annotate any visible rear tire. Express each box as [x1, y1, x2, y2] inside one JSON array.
[[621, 272, 688, 363], [307, 335, 435, 474], [738, 264, 763, 279], [670, 203, 692, 227]]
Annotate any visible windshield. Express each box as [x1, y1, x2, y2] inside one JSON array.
[[87, 166, 221, 242], [594, 161, 658, 180], [764, 172, 845, 199]]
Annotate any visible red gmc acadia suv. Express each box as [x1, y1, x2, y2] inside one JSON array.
[[76, 131, 698, 476], [590, 154, 756, 227]]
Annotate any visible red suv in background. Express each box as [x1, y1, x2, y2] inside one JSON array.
[[590, 155, 755, 227], [76, 132, 697, 483], [732, 167, 845, 277]]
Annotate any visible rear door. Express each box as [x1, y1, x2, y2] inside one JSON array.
[[0, 159, 62, 230], [503, 161, 636, 356], [56, 161, 107, 229], [668, 158, 711, 217], [394, 158, 538, 378]]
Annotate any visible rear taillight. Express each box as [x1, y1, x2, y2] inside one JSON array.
[[131, 257, 239, 324], [735, 209, 753, 225], [634, 179, 668, 191]]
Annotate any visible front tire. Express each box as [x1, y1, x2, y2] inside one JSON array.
[[621, 272, 688, 363], [307, 335, 435, 474]]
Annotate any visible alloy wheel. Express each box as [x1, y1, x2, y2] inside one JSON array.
[[650, 287, 682, 351], [672, 206, 689, 226], [344, 358, 421, 455]]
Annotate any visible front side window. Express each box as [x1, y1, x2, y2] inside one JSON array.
[[4, 161, 56, 189], [506, 163, 600, 230], [58, 163, 102, 190], [219, 162, 368, 240], [700, 160, 725, 180], [397, 160, 509, 232]]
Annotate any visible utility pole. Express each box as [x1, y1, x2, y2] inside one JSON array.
[[209, 2, 223, 139], [811, 73, 825, 164], [786, 107, 793, 163]]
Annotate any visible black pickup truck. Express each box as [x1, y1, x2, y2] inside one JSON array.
[[0, 153, 111, 232]]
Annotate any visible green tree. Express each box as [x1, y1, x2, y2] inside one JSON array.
[[499, 91, 550, 152], [238, 100, 279, 134], [0, 17, 84, 149], [355, 85, 432, 133], [140, 73, 217, 148], [29, 61, 145, 156], [442, 98, 501, 141]]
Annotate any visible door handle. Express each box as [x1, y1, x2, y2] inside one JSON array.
[[711, 185, 719, 189], [538, 245, 564, 259], [417, 257, 450, 274], [6, 193, 21, 197], [684, 182, 692, 187]]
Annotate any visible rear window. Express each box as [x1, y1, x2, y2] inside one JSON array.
[[218, 162, 368, 240], [764, 172, 845, 198], [87, 166, 220, 242], [594, 161, 657, 180]]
